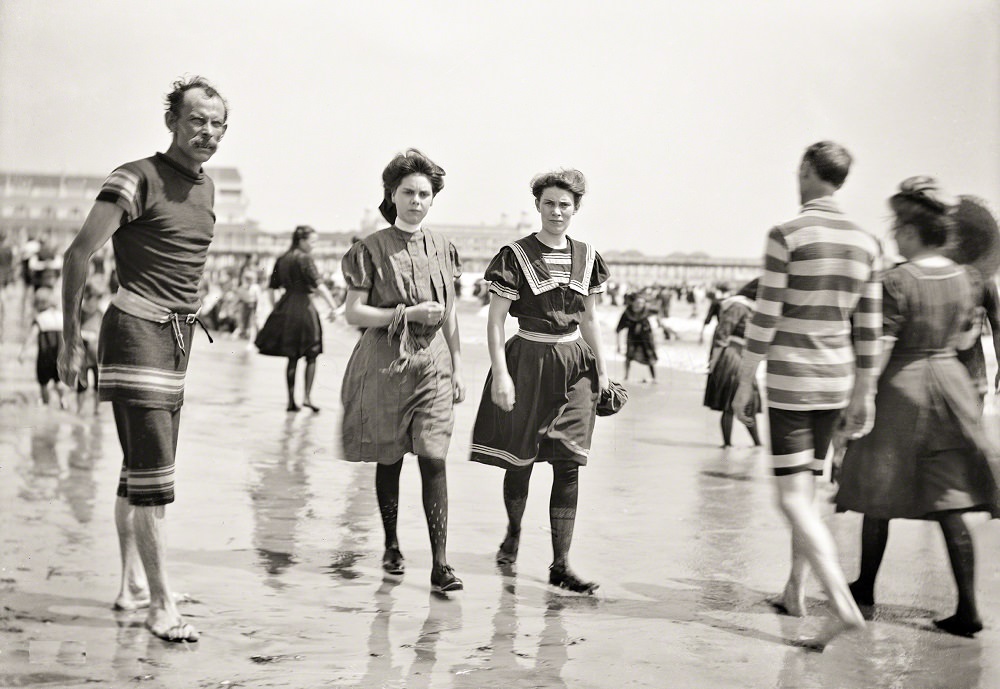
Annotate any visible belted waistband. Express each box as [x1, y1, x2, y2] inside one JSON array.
[[516, 328, 580, 344], [893, 348, 956, 361], [111, 287, 213, 355]]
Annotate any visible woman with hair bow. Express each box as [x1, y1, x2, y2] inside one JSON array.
[[339, 149, 465, 593]]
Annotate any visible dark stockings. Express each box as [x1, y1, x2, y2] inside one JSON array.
[[720, 411, 761, 447], [303, 357, 317, 407], [285, 358, 300, 410], [937, 511, 980, 629], [850, 516, 889, 606], [500, 462, 581, 569], [374, 457, 450, 569], [418, 457, 449, 569], [285, 356, 318, 411], [852, 512, 980, 632], [375, 460, 403, 552], [549, 461, 579, 568], [499, 466, 533, 558]]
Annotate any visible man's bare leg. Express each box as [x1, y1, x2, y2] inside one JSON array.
[[774, 468, 864, 650], [113, 496, 148, 610], [114, 497, 192, 611], [134, 504, 198, 641], [776, 518, 810, 617]]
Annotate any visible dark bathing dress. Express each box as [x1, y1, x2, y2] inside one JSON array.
[[471, 235, 610, 468], [703, 295, 761, 414], [255, 248, 324, 360], [340, 226, 462, 464], [616, 306, 658, 366], [836, 260, 1000, 520]]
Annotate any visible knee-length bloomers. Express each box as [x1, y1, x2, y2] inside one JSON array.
[[836, 261, 1000, 520], [340, 227, 461, 464], [471, 235, 610, 468]]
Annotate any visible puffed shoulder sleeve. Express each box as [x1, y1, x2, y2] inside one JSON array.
[[589, 250, 610, 294], [485, 245, 522, 301], [881, 267, 908, 339], [341, 241, 375, 292]]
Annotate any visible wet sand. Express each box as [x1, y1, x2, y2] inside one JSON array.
[[2, 292, 999, 688]]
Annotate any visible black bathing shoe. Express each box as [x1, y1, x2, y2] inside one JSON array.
[[549, 565, 599, 595], [382, 548, 405, 576], [431, 565, 464, 593]]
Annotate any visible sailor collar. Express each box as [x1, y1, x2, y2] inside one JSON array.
[[506, 234, 595, 296]]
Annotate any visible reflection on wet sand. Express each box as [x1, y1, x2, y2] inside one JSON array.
[[453, 568, 570, 688], [325, 462, 377, 581], [250, 414, 313, 584]]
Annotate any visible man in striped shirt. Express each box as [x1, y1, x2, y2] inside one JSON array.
[[58, 76, 228, 644], [733, 141, 880, 650]]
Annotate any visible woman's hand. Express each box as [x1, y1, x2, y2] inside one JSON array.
[[731, 382, 755, 427], [452, 370, 466, 404], [598, 372, 610, 393], [57, 338, 84, 389], [405, 301, 445, 326], [491, 372, 516, 411]]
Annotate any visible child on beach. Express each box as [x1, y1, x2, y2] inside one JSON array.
[[19, 286, 67, 408], [76, 282, 104, 413], [616, 294, 658, 383]]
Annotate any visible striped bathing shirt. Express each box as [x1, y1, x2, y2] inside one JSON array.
[[744, 197, 882, 411]]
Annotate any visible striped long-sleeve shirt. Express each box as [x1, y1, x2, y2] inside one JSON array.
[[741, 197, 882, 411]]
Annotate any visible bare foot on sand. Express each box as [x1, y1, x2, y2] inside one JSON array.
[[772, 582, 806, 617], [146, 609, 199, 643], [791, 615, 865, 652], [114, 591, 193, 611]]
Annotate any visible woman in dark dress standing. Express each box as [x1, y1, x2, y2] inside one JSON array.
[[703, 279, 762, 447], [836, 177, 1000, 637], [470, 169, 610, 594], [255, 225, 337, 411]]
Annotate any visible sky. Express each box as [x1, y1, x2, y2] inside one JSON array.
[[1, 0, 998, 258]]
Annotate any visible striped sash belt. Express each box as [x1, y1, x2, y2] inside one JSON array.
[[111, 287, 212, 355], [516, 328, 580, 344]]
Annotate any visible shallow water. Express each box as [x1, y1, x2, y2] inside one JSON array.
[[1, 290, 999, 688]]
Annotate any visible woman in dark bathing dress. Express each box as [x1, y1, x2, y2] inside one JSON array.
[[255, 225, 337, 411], [836, 177, 1000, 637]]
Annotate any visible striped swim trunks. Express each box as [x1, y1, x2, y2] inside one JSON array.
[[113, 403, 181, 506], [768, 407, 842, 476], [98, 289, 202, 505], [98, 304, 192, 410]]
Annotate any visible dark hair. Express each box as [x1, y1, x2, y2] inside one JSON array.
[[802, 141, 852, 188], [736, 278, 759, 300], [291, 225, 315, 249], [889, 195, 953, 248], [165, 75, 228, 122], [378, 148, 446, 223], [530, 169, 587, 209]]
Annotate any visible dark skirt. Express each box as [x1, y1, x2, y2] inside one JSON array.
[[255, 292, 322, 359], [626, 339, 657, 366], [836, 354, 1000, 520], [471, 335, 598, 469], [703, 343, 760, 414]]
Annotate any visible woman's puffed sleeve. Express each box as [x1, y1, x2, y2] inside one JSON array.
[[341, 242, 374, 292], [589, 250, 610, 294], [485, 246, 521, 301], [881, 267, 908, 339]]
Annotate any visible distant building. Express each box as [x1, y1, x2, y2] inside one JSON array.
[[1, 169, 760, 284], [0, 167, 258, 256]]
